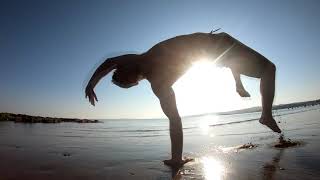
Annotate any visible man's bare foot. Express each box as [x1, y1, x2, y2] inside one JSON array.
[[236, 87, 250, 97], [163, 158, 193, 168], [259, 117, 281, 133]]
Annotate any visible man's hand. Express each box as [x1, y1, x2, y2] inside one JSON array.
[[85, 84, 98, 106]]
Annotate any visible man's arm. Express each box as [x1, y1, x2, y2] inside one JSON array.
[[88, 59, 117, 88], [85, 59, 117, 106]]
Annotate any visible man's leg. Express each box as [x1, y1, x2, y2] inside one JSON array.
[[220, 41, 281, 133], [231, 69, 250, 97], [258, 63, 281, 133]]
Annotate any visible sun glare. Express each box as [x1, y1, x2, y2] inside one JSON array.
[[202, 156, 225, 180], [198, 115, 220, 135], [173, 60, 252, 116]]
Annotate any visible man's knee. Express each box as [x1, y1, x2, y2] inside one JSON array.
[[265, 61, 277, 73], [267, 62, 276, 73], [262, 61, 276, 77], [270, 62, 276, 71]]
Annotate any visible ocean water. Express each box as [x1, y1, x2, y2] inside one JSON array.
[[0, 105, 320, 179]]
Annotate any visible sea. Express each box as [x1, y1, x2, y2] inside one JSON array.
[[0, 105, 320, 179]]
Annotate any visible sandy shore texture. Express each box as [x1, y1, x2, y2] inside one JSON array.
[[0, 106, 319, 180]]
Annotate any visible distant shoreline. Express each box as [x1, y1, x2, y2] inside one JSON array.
[[1, 99, 319, 122], [182, 98, 320, 118], [0, 113, 100, 123], [219, 98, 320, 115]]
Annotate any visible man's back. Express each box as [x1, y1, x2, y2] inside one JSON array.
[[142, 32, 233, 85], [146, 32, 213, 60]]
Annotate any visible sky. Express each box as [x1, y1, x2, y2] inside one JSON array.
[[1, 0, 320, 119]]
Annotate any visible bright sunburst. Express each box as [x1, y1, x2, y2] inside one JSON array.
[[173, 60, 252, 116], [201, 156, 225, 180]]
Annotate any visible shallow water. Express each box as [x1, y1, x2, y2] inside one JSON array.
[[0, 106, 320, 179]]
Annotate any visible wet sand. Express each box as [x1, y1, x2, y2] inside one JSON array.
[[0, 107, 320, 179]]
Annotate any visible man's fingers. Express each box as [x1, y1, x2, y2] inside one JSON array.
[[89, 96, 95, 106], [85, 86, 97, 106], [85, 89, 96, 106], [90, 97, 95, 106], [93, 92, 98, 102]]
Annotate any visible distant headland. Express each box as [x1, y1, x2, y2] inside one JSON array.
[[219, 98, 320, 115], [0, 113, 100, 123], [183, 98, 320, 118]]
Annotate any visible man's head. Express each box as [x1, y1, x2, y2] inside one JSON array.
[[112, 63, 143, 88]]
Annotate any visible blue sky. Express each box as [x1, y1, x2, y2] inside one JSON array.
[[1, 0, 320, 119]]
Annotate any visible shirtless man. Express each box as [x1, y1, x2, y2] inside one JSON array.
[[85, 31, 282, 167]]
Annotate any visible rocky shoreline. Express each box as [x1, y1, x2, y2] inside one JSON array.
[[0, 113, 100, 123]]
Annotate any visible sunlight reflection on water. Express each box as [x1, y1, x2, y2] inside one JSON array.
[[201, 156, 225, 180], [198, 115, 220, 135]]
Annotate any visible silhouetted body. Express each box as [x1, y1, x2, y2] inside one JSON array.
[[85, 32, 281, 167]]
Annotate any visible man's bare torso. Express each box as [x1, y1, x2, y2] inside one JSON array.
[[141, 32, 235, 86]]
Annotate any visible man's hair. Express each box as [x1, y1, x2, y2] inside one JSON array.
[[112, 63, 139, 88]]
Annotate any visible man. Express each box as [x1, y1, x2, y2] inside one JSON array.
[[85, 31, 281, 167]]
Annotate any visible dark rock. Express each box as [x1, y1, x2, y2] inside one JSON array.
[[0, 113, 100, 124], [237, 143, 258, 150], [14, 117, 23, 122], [62, 152, 71, 157]]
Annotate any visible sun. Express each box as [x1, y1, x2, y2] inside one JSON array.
[[172, 60, 251, 116]]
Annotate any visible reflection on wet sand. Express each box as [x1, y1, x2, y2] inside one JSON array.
[[202, 157, 225, 180], [171, 137, 304, 180], [262, 149, 284, 180], [171, 156, 225, 180], [171, 166, 181, 180], [261, 135, 304, 179]]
